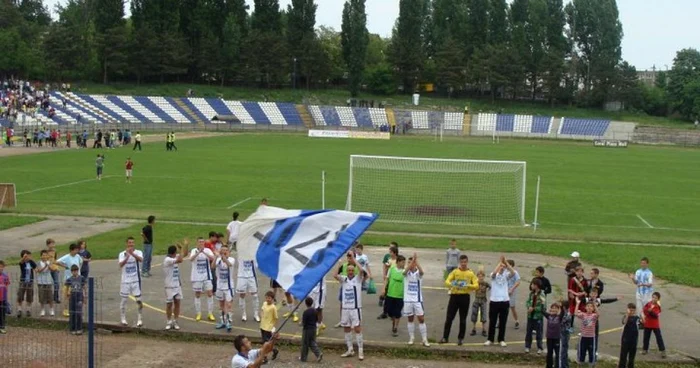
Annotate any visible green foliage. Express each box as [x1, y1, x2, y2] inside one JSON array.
[[365, 63, 396, 95], [389, 0, 428, 92], [341, 0, 369, 97], [666, 48, 700, 121]]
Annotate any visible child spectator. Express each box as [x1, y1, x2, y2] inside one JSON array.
[[586, 287, 620, 355], [533, 266, 552, 297], [587, 268, 605, 297], [545, 303, 562, 368], [260, 290, 279, 362], [67, 265, 86, 335], [524, 278, 545, 354], [445, 239, 460, 279], [353, 243, 372, 289], [575, 300, 599, 367], [377, 244, 399, 320], [642, 291, 666, 358], [559, 300, 573, 368], [17, 250, 37, 317], [470, 269, 490, 337], [507, 259, 521, 329], [0, 260, 9, 334], [78, 240, 92, 279], [46, 238, 61, 304], [300, 297, 323, 362], [629, 257, 653, 317], [619, 303, 640, 368], [568, 267, 588, 318], [36, 250, 55, 316]]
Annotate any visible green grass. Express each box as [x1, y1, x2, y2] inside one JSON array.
[[74, 82, 690, 127], [0, 215, 45, 230], [3, 133, 700, 245]]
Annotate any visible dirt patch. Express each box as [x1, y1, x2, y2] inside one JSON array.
[[0, 327, 537, 368], [0, 132, 222, 158]]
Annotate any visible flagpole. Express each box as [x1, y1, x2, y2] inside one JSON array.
[[275, 291, 313, 334]]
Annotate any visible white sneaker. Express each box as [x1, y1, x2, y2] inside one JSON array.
[[50, 309, 55, 317], [136, 317, 143, 327], [484, 340, 493, 346], [525, 348, 530, 353], [241, 314, 247, 322], [165, 321, 172, 330], [407, 338, 414, 345], [254, 314, 260, 322], [422, 339, 431, 347], [121, 318, 128, 326], [341, 350, 355, 358], [500, 341, 507, 347], [358, 350, 364, 361], [172, 321, 180, 330], [40, 309, 46, 317], [537, 349, 544, 354]]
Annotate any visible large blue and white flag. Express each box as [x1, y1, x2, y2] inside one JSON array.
[[238, 206, 378, 301]]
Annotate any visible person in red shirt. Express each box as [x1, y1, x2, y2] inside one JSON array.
[[567, 267, 588, 315], [125, 157, 134, 184], [66, 131, 72, 148], [642, 292, 666, 357]]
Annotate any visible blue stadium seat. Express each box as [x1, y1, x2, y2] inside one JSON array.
[[183, 98, 214, 122], [277, 103, 303, 125], [496, 114, 515, 132], [531, 116, 552, 134], [258, 102, 288, 125], [352, 108, 373, 128], [242, 102, 270, 124], [319, 106, 341, 126], [208, 98, 234, 116], [559, 118, 610, 136], [308, 105, 326, 126], [107, 96, 149, 122], [133, 96, 172, 122], [50, 92, 105, 124], [76, 94, 125, 121], [368, 108, 388, 127], [152, 97, 194, 123]]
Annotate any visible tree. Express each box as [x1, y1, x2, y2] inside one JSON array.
[[613, 61, 642, 110], [18, 0, 51, 26], [287, 0, 318, 88], [94, 0, 127, 83], [541, 0, 567, 105], [507, 0, 528, 99], [488, 0, 508, 45], [247, 0, 287, 87], [221, 14, 243, 85], [435, 37, 466, 97], [389, 0, 428, 93], [341, 0, 369, 97], [666, 48, 700, 120], [317, 26, 345, 85], [465, 0, 489, 58], [366, 63, 396, 95]]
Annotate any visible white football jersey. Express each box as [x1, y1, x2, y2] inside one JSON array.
[[163, 256, 181, 288], [118, 250, 143, 284], [227, 220, 242, 243], [339, 275, 362, 309], [215, 256, 236, 291], [312, 276, 327, 294], [237, 259, 257, 278], [189, 248, 214, 282], [403, 269, 423, 303]]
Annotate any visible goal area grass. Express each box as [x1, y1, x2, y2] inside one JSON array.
[[1, 133, 700, 246]]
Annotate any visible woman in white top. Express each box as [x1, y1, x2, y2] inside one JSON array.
[[485, 255, 516, 347]]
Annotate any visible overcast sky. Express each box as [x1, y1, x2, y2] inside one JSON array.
[[45, 0, 699, 71]]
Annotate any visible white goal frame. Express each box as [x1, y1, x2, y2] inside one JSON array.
[[345, 155, 527, 225]]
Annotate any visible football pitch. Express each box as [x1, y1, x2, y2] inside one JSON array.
[[2, 133, 700, 245]]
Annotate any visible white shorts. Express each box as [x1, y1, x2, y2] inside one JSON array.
[[341, 308, 362, 328], [165, 287, 182, 303], [236, 278, 258, 294], [126, 169, 132, 176], [215, 288, 235, 302], [310, 289, 326, 310], [120, 282, 141, 298], [402, 302, 425, 317], [192, 280, 213, 293]]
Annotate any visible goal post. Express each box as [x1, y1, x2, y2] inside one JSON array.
[[0, 183, 17, 210], [345, 155, 526, 226]]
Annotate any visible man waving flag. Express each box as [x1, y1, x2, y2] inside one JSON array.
[[237, 206, 378, 301]]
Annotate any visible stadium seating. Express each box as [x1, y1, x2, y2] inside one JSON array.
[[532, 116, 553, 134], [308, 105, 326, 126], [276, 103, 303, 125], [334, 106, 357, 127], [351, 108, 372, 128], [208, 98, 235, 116], [148, 97, 194, 123], [50, 92, 105, 124], [444, 112, 464, 131], [258, 102, 287, 125], [78, 95, 139, 123], [107, 96, 149, 122], [319, 106, 341, 126], [368, 108, 389, 128], [187, 98, 218, 122], [558, 118, 610, 136], [242, 102, 270, 124], [476, 113, 553, 134], [221, 100, 256, 124]]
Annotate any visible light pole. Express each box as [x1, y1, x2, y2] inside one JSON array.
[[293, 57, 298, 90]]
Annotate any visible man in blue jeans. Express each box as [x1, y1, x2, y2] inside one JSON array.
[[141, 215, 155, 277]]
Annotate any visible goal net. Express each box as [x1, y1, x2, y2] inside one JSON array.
[[345, 155, 526, 226]]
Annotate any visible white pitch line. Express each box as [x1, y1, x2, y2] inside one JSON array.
[[17, 176, 114, 195], [636, 214, 654, 229], [227, 197, 252, 209]]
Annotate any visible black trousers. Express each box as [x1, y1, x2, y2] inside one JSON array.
[[261, 329, 279, 356], [133, 141, 141, 151], [642, 328, 665, 352], [487, 301, 510, 342], [69, 293, 83, 331], [0, 301, 6, 329], [546, 337, 560, 368], [442, 294, 470, 340], [619, 338, 638, 368], [301, 327, 321, 361]]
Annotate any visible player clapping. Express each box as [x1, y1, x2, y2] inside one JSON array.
[[163, 240, 188, 330], [215, 245, 236, 331], [189, 238, 216, 322]]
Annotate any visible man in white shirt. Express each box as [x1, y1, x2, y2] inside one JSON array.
[[163, 241, 188, 331], [334, 252, 364, 361], [485, 256, 516, 347], [118, 237, 144, 327], [56, 243, 83, 317], [231, 334, 278, 368], [190, 237, 216, 321], [237, 257, 260, 323], [628, 256, 654, 316], [226, 212, 242, 249], [403, 253, 429, 347], [215, 246, 236, 331]]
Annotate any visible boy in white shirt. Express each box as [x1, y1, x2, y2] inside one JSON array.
[[118, 237, 144, 327], [189, 237, 216, 321], [215, 245, 236, 331], [163, 241, 188, 330]]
